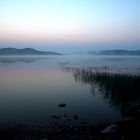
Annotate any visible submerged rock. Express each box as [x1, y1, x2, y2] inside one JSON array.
[[58, 103, 66, 108]]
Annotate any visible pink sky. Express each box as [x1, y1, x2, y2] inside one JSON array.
[[0, 0, 140, 50]]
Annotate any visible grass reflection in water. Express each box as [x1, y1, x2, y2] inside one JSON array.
[[63, 66, 140, 119]]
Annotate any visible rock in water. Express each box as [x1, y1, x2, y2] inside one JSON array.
[[100, 124, 121, 140], [58, 103, 66, 108], [101, 124, 120, 134]]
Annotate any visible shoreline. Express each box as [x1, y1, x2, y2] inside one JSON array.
[[0, 119, 139, 140]]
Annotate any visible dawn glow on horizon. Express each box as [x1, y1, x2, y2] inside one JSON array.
[[0, 0, 140, 46]]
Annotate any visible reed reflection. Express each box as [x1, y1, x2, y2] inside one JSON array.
[[63, 66, 140, 119]]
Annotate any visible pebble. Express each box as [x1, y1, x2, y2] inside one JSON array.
[[58, 103, 66, 107]]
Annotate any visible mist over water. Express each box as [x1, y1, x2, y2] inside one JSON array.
[[0, 55, 140, 126]]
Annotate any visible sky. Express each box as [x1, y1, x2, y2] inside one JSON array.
[[0, 0, 140, 52]]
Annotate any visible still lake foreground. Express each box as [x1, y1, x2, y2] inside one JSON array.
[[0, 55, 140, 140]]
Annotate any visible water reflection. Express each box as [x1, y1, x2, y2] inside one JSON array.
[[0, 56, 47, 64], [63, 66, 140, 119], [0, 55, 140, 126]]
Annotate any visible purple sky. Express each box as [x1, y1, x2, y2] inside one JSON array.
[[0, 0, 140, 52]]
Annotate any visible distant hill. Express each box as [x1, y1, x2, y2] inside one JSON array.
[[0, 48, 61, 55], [88, 50, 140, 55]]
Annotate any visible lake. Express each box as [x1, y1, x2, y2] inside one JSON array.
[[0, 55, 140, 126]]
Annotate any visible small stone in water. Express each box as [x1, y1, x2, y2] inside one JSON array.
[[58, 103, 66, 107]]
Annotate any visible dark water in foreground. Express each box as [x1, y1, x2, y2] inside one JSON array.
[[0, 55, 140, 126]]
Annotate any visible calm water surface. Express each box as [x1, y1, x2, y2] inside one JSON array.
[[0, 55, 140, 126]]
